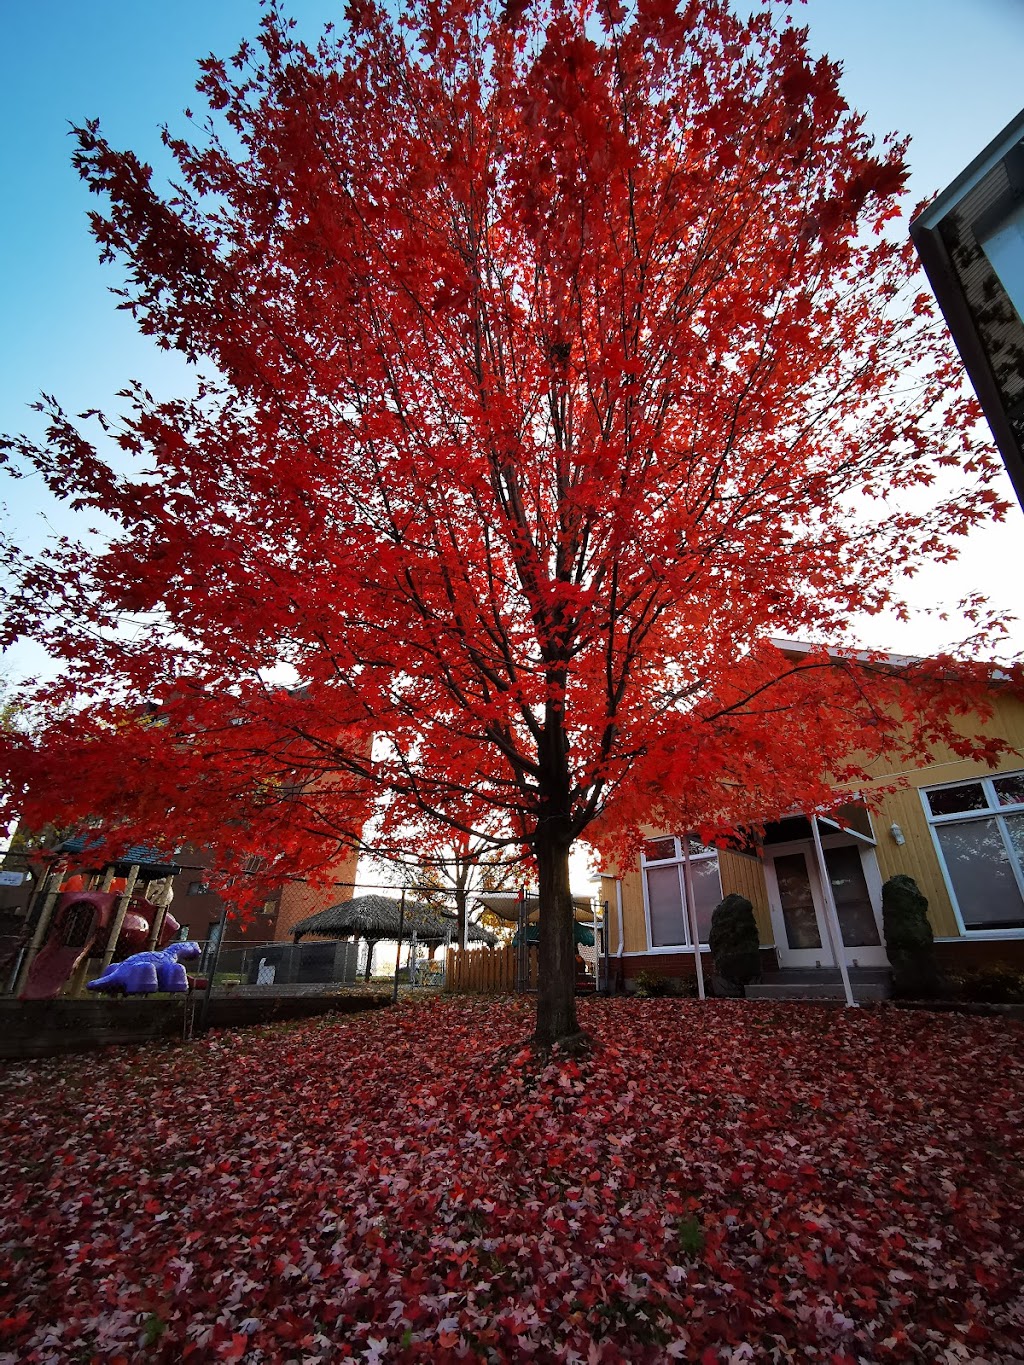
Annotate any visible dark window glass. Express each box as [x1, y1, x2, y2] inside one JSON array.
[[993, 773, 1024, 808], [926, 783, 987, 817], [643, 838, 676, 863], [773, 852, 822, 950], [823, 845, 880, 946], [762, 817, 814, 845]]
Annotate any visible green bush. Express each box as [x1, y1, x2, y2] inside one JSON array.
[[882, 874, 940, 998], [708, 894, 761, 997], [952, 965, 1024, 1004], [632, 971, 684, 998]]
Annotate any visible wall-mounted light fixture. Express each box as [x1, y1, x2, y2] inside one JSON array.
[[890, 823, 906, 846]]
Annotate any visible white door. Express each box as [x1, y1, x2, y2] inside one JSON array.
[[764, 838, 888, 969]]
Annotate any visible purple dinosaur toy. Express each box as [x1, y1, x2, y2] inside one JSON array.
[[87, 941, 202, 995]]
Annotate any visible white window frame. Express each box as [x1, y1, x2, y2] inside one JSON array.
[[919, 771, 1024, 937], [640, 835, 722, 951]]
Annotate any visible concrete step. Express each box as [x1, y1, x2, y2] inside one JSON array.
[[746, 968, 892, 1002]]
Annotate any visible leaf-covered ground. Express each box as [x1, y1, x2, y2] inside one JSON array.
[[1, 998, 1022, 1363]]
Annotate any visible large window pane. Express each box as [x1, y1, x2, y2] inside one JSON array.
[[927, 783, 987, 817], [647, 865, 687, 946], [936, 819, 1024, 929], [688, 857, 724, 944], [774, 853, 822, 949], [823, 845, 880, 946]]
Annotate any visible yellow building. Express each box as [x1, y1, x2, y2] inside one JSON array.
[[601, 687, 1024, 987]]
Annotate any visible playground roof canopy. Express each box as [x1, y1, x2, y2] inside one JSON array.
[[474, 892, 599, 925], [291, 894, 498, 946]]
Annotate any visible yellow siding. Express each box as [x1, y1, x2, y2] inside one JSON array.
[[717, 851, 772, 945], [599, 689, 1024, 952], [868, 787, 960, 937], [600, 868, 650, 954], [865, 690, 1024, 777], [601, 845, 773, 952], [858, 691, 1024, 939]]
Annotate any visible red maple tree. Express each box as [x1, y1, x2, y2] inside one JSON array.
[[1, 0, 1017, 1044]]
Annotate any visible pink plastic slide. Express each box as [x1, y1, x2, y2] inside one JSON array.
[[20, 935, 97, 1001]]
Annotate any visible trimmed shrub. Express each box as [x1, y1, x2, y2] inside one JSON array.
[[882, 874, 940, 997], [953, 966, 1024, 1005], [708, 894, 761, 998], [631, 971, 680, 998]]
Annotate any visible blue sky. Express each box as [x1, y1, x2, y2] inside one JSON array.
[[2, 0, 1024, 678]]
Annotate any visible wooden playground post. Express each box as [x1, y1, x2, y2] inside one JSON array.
[[144, 876, 176, 951], [11, 866, 64, 996], [98, 865, 141, 974]]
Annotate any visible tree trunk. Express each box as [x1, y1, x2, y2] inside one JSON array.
[[364, 938, 375, 982], [531, 678, 584, 1047], [455, 884, 469, 952], [534, 828, 580, 1046]]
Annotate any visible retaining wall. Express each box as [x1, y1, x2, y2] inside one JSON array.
[[0, 990, 390, 1061]]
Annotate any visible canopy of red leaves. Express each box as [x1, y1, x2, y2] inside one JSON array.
[[2, 998, 1022, 1361], [1, 0, 1019, 898]]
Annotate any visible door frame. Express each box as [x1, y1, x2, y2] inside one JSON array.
[[763, 833, 887, 969]]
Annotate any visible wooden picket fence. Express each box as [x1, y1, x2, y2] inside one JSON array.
[[443, 945, 536, 994]]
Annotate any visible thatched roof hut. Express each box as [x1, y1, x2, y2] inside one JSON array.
[[291, 894, 497, 948]]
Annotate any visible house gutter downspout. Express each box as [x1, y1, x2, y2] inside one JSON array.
[[810, 816, 856, 1008]]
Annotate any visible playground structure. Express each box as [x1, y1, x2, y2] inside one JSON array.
[[87, 940, 202, 995], [14, 859, 184, 1001], [473, 891, 607, 994]]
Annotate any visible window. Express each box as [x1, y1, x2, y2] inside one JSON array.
[[187, 880, 211, 896], [923, 773, 1024, 931], [641, 836, 723, 948]]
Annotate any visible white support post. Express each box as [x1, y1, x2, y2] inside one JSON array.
[[681, 842, 706, 1001], [810, 817, 856, 1008]]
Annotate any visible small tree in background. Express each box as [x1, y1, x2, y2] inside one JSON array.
[[1, 0, 1019, 1046], [412, 832, 525, 950]]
